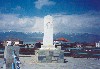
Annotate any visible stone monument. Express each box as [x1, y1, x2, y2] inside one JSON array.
[[35, 15, 64, 63], [41, 15, 55, 50], [3, 45, 20, 69]]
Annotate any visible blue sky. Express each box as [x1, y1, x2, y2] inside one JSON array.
[[0, 0, 100, 34], [0, 0, 100, 16]]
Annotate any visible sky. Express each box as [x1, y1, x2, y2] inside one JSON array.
[[0, 0, 100, 34]]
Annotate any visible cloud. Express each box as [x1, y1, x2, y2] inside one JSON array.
[[11, 6, 23, 13], [0, 14, 43, 32], [53, 12, 100, 34], [34, 0, 56, 9], [0, 11, 100, 34], [14, 6, 22, 10]]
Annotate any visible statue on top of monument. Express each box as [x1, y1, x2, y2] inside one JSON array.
[[46, 22, 52, 29]]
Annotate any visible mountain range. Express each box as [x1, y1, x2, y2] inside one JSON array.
[[0, 31, 100, 43]]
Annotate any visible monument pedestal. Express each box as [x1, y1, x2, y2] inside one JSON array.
[[35, 49, 64, 63], [35, 15, 64, 63], [40, 45, 56, 50]]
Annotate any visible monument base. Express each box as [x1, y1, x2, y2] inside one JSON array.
[[35, 49, 64, 63], [40, 45, 56, 50]]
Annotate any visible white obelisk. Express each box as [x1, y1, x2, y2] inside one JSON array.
[[41, 15, 55, 50]]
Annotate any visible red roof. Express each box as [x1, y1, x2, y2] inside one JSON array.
[[55, 38, 69, 42]]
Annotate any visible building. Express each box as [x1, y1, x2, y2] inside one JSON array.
[[14, 40, 23, 46], [54, 37, 69, 46], [96, 41, 100, 47], [76, 44, 82, 48], [3, 39, 23, 46], [0, 41, 4, 48]]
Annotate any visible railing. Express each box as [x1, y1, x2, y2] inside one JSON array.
[[12, 50, 20, 69]]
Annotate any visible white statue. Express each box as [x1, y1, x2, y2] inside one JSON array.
[[41, 15, 55, 50], [43, 15, 53, 46]]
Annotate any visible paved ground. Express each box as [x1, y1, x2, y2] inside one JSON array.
[[20, 63, 67, 69], [19, 55, 100, 69], [0, 58, 3, 69], [0, 56, 100, 69], [65, 57, 100, 69], [19, 55, 67, 69]]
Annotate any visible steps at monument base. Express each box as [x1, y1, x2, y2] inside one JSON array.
[[35, 50, 64, 63], [40, 45, 56, 50]]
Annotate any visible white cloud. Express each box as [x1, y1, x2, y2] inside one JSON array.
[[34, 0, 56, 9], [0, 14, 43, 32], [0, 11, 100, 34], [53, 12, 100, 34], [32, 17, 43, 32], [11, 6, 23, 12], [15, 6, 22, 10]]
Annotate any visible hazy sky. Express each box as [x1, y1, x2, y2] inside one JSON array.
[[0, 0, 100, 34]]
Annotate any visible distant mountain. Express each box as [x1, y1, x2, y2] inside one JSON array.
[[54, 33, 100, 43], [0, 31, 100, 42], [0, 31, 43, 42]]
